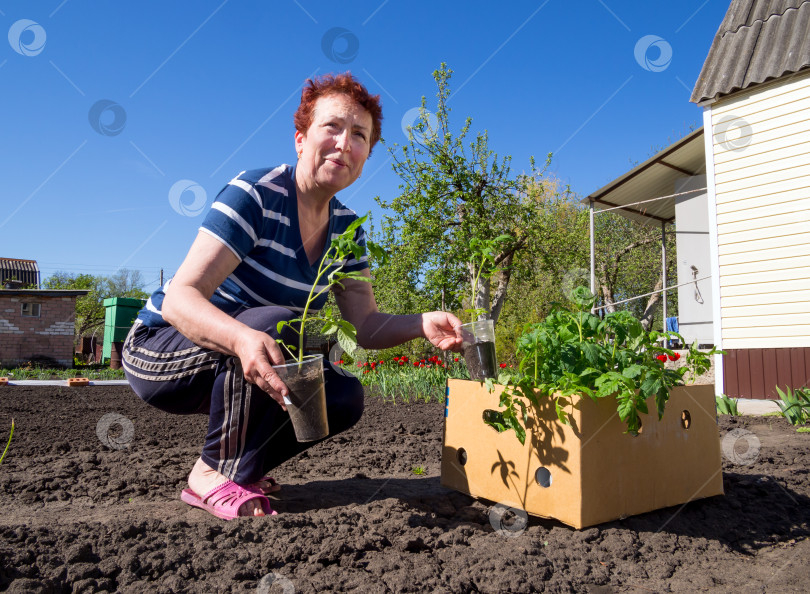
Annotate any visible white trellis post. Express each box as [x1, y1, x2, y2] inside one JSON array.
[[589, 200, 595, 309], [661, 220, 668, 341]]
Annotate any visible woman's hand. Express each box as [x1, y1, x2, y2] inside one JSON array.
[[233, 328, 290, 410], [421, 311, 464, 352]]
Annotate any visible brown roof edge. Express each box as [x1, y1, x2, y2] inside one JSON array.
[[589, 198, 675, 224]]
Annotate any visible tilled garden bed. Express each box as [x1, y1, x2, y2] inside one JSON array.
[[0, 385, 808, 592]]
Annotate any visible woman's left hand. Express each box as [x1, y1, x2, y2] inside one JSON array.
[[421, 311, 464, 352]]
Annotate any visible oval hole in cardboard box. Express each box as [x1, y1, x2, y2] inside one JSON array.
[[482, 409, 501, 430], [457, 448, 467, 466], [535, 467, 552, 488], [681, 410, 691, 429]]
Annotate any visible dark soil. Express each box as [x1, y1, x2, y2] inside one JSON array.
[[463, 341, 497, 381], [1, 385, 808, 593]]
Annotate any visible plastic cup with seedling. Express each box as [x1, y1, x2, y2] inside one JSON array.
[[273, 214, 387, 441], [459, 235, 511, 380]]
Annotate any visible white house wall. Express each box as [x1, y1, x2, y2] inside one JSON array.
[[674, 175, 713, 346], [710, 69, 810, 350]]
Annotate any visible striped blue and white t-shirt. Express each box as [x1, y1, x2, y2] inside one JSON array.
[[137, 164, 368, 327]]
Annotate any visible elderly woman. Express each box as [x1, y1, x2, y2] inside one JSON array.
[[122, 73, 462, 520]]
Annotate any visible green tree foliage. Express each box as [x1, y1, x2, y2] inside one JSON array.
[[495, 193, 678, 363], [374, 64, 681, 360], [593, 213, 677, 331], [43, 269, 149, 338], [376, 63, 552, 327]]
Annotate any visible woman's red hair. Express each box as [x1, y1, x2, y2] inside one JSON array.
[[294, 72, 383, 155]]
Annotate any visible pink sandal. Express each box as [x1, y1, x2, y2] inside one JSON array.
[[252, 475, 281, 495], [181, 480, 276, 520]]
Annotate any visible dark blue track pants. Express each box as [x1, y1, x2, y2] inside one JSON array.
[[121, 306, 364, 484]]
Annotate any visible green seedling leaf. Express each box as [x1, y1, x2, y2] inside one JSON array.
[[0, 419, 14, 465], [483, 410, 508, 433], [337, 327, 358, 358], [554, 399, 570, 425]]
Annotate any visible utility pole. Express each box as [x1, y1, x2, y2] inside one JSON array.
[[159, 268, 163, 286]]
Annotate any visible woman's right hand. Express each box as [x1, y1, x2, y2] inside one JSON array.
[[234, 329, 290, 410]]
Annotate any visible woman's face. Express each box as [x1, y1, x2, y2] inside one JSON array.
[[295, 94, 373, 197]]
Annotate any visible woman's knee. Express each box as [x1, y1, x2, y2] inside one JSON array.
[[235, 306, 296, 335], [342, 380, 365, 427], [324, 366, 365, 430], [128, 373, 212, 415]]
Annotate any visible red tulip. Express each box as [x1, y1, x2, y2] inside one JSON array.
[[656, 355, 667, 362], [499, 363, 507, 368], [669, 353, 681, 361]]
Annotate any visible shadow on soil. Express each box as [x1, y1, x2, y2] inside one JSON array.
[[266, 471, 810, 557], [592, 471, 810, 555]]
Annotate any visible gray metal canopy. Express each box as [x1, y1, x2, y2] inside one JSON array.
[[582, 128, 705, 226], [582, 128, 708, 329]]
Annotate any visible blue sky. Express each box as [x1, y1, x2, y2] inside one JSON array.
[[1, 0, 729, 292]]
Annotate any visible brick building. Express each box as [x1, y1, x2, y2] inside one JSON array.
[[0, 289, 89, 368]]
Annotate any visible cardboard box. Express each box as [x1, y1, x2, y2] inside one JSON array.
[[441, 379, 724, 529]]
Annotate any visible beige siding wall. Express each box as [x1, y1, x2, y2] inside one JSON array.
[[711, 69, 810, 349]]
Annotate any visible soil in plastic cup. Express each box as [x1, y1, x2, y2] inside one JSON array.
[[273, 355, 329, 442], [460, 319, 498, 381]]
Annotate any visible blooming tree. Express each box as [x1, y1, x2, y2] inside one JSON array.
[[375, 63, 554, 327]]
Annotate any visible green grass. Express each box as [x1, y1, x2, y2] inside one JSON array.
[[0, 366, 126, 381], [2, 354, 473, 398]]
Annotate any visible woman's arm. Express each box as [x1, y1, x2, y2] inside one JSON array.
[[162, 231, 291, 407], [333, 270, 463, 352]]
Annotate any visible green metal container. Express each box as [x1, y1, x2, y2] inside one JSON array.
[[102, 297, 145, 364]]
